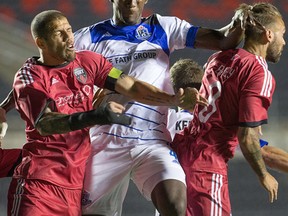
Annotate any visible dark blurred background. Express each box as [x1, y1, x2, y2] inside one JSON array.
[[0, 0, 288, 215]]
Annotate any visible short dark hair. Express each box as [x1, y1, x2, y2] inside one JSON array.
[[170, 59, 204, 91], [31, 10, 66, 40]]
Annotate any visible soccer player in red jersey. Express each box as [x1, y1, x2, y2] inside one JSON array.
[[172, 3, 286, 216], [4, 10, 205, 216]]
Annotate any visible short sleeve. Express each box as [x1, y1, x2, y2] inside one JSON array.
[[239, 63, 274, 127], [13, 66, 50, 127]]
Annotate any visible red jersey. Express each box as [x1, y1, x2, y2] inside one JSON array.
[[181, 48, 275, 175], [13, 50, 114, 189]]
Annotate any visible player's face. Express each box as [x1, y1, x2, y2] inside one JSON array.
[[44, 17, 75, 64], [266, 18, 286, 63], [112, 0, 147, 26]]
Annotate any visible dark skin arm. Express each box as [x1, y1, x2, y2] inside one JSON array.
[[194, 8, 249, 50]]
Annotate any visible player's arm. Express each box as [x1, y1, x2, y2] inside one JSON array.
[[114, 73, 208, 109], [0, 89, 15, 113], [0, 89, 15, 144], [0, 108, 8, 146], [194, 8, 248, 50], [35, 101, 131, 136], [261, 145, 288, 173], [238, 126, 278, 203]]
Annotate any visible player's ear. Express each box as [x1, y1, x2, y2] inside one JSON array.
[[35, 37, 46, 50], [264, 28, 274, 43]]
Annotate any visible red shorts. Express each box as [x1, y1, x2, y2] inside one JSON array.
[[186, 171, 231, 216], [7, 178, 82, 216]]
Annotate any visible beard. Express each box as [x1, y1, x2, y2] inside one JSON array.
[[64, 49, 76, 62], [266, 39, 282, 63]]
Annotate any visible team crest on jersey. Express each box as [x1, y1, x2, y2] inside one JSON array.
[[74, 68, 87, 84], [135, 25, 151, 40]]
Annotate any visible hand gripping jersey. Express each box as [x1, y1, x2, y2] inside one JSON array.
[[180, 48, 275, 175], [74, 14, 199, 148], [13, 51, 117, 189]]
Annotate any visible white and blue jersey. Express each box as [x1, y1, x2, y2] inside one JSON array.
[[167, 107, 193, 139], [74, 14, 199, 148]]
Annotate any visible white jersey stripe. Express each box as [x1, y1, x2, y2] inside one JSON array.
[[210, 174, 216, 216], [217, 174, 223, 216], [267, 72, 273, 97], [210, 173, 223, 216], [261, 58, 272, 97], [257, 56, 271, 97], [11, 178, 25, 216]]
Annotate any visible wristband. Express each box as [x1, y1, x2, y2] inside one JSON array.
[[68, 104, 131, 131]]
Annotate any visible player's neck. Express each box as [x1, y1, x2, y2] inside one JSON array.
[[243, 43, 267, 59]]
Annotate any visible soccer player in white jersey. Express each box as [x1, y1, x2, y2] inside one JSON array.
[[74, 1, 250, 215]]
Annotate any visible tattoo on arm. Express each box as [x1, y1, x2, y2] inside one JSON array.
[[36, 112, 71, 136], [238, 127, 268, 178]]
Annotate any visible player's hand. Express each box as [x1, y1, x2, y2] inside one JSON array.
[[224, 6, 257, 39], [104, 102, 132, 125], [176, 87, 208, 112], [93, 88, 111, 109], [0, 107, 8, 147], [231, 8, 249, 30], [258, 173, 278, 203]]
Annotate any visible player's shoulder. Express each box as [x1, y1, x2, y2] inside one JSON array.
[[75, 51, 108, 70], [75, 19, 111, 36], [76, 50, 102, 59], [14, 57, 46, 91], [16, 57, 41, 78], [151, 13, 185, 25], [235, 49, 268, 73], [212, 48, 262, 66]]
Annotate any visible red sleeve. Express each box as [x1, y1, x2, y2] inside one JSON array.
[[13, 62, 50, 127], [0, 148, 22, 178], [239, 63, 275, 127]]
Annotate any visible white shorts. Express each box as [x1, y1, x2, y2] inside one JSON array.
[[81, 141, 186, 215]]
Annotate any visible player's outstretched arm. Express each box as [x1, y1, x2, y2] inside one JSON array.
[[114, 74, 208, 108], [193, 7, 251, 50], [0, 89, 15, 113], [261, 145, 288, 173], [238, 126, 278, 203], [35, 101, 131, 136], [0, 90, 15, 146], [0, 108, 8, 147]]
